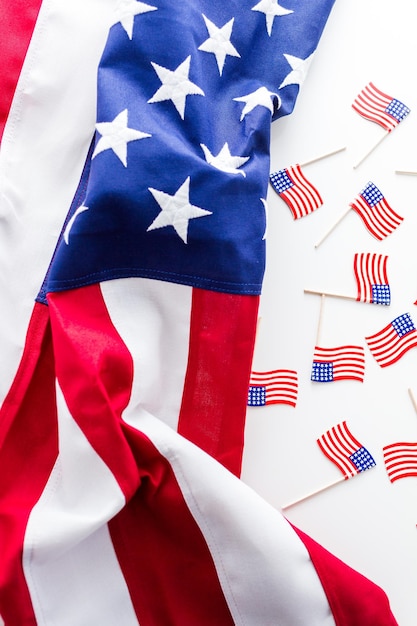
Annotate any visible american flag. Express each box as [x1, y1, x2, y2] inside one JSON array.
[[311, 345, 366, 382], [349, 182, 403, 240], [383, 442, 417, 483], [248, 369, 298, 407], [0, 2, 399, 625], [317, 421, 376, 479], [353, 252, 390, 305], [269, 163, 323, 219], [352, 82, 411, 132], [365, 312, 417, 368]]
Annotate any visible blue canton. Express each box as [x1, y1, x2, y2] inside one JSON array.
[[361, 182, 383, 206], [371, 284, 391, 305], [385, 99, 410, 123], [269, 169, 293, 194], [247, 386, 266, 406], [41, 0, 336, 298], [392, 313, 415, 337], [311, 361, 334, 382], [349, 447, 376, 472]]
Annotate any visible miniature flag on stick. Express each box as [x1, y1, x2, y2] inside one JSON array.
[[352, 82, 410, 168], [365, 312, 417, 367], [316, 182, 402, 247], [350, 182, 403, 240], [269, 164, 323, 219], [383, 442, 417, 482], [354, 252, 390, 305], [282, 421, 376, 509], [311, 345, 365, 383], [247, 369, 298, 407], [269, 147, 346, 219], [305, 252, 391, 305]]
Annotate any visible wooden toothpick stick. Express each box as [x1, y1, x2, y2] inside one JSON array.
[[353, 130, 389, 169], [300, 146, 346, 168], [315, 294, 326, 346], [314, 208, 351, 248], [395, 170, 417, 176], [304, 288, 356, 301], [408, 388, 417, 414], [281, 475, 346, 510]]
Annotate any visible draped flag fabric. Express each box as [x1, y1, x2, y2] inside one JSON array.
[[352, 82, 411, 132], [383, 442, 417, 483], [269, 163, 323, 219], [349, 182, 403, 240], [0, 1, 400, 624], [311, 345, 366, 383], [317, 421, 377, 479], [354, 252, 391, 305], [365, 312, 417, 368]]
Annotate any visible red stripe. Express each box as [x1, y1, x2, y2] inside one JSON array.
[[178, 288, 259, 477], [0, 303, 58, 624], [108, 428, 235, 626], [0, 0, 43, 141], [49, 285, 235, 625], [292, 525, 398, 626]]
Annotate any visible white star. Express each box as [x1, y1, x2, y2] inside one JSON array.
[[63, 205, 89, 245], [279, 52, 314, 89], [114, 0, 157, 40], [234, 86, 280, 121], [147, 177, 212, 244], [148, 56, 205, 119], [92, 109, 151, 167], [251, 0, 293, 36], [198, 15, 240, 76], [200, 142, 250, 177]]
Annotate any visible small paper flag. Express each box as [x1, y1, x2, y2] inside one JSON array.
[[269, 164, 322, 219], [317, 421, 376, 479], [352, 82, 410, 132], [383, 442, 417, 482], [354, 252, 390, 305], [365, 312, 417, 367], [350, 182, 403, 240], [248, 369, 298, 407], [311, 345, 365, 383]]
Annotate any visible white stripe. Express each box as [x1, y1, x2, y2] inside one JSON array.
[[0, 0, 115, 406], [23, 383, 139, 626], [101, 277, 192, 431], [123, 407, 335, 626]]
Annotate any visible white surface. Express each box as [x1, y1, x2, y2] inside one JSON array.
[[241, 2, 417, 625]]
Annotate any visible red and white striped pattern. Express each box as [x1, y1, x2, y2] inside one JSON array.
[[317, 421, 372, 479], [312, 345, 366, 382], [383, 442, 417, 483], [365, 313, 417, 368], [248, 369, 298, 406], [350, 193, 403, 241], [271, 164, 323, 219], [353, 252, 389, 304], [352, 82, 409, 132]]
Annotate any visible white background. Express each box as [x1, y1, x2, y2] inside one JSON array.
[[241, 2, 417, 625]]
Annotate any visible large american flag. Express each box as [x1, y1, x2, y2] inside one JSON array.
[[0, 1, 399, 625]]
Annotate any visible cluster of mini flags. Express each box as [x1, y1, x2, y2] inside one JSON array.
[[251, 83, 417, 498]]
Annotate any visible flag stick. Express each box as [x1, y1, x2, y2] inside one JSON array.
[[353, 130, 389, 169], [304, 288, 356, 301], [300, 146, 346, 168], [315, 294, 326, 346], [281, 475, 346, 510], [314, 208, 350, 248], [395, 170, 417, 176], [408, 388, 417, 414]]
